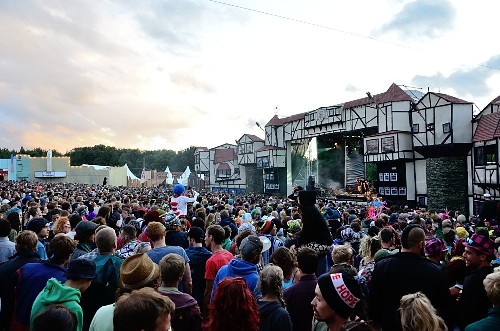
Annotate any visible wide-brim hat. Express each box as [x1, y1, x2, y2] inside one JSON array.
[[463, 233, 495, 257], [118, 253, 160, 290]]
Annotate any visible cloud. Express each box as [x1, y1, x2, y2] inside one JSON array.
[[375, 0, 456, 39], [411, 54, 500, 98]]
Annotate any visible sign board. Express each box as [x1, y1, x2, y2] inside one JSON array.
[[34, 171, 67, 178]]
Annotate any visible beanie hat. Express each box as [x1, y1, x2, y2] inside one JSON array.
[[317, 272, 362, 319], [118, 253, 160, 290], [66, 258, 96, 280], [26, 217, 48, 234], [259, 220, 274, 234]]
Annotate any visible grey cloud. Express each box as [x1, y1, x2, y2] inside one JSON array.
[[345, 84, 361, 93], [375, 0, 456, 39], [411, 54, 500, 97]]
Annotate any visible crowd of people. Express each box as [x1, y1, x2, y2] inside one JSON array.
[[0, 180, 499, 331]]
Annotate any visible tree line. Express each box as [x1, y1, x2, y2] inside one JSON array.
[[0, 145, 196, 177]]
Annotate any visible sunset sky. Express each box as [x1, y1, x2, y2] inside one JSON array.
[[1, 0, 499, 153]]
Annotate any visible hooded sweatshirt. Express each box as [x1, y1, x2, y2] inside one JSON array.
[[211, 259, 259, 300], [158, 287, 202, 331], [185, 246, 212, 306], [30, 278, 83, 331], [258, 300, 293, 331]]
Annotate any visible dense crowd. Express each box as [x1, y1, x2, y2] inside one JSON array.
[[0, 180, 499, 331]]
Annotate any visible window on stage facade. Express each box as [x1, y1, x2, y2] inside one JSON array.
[[475, 144, 497, 166]]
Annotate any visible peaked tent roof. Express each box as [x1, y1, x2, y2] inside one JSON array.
[[125, 164, 139, 180], [473, 111, 500, 142]]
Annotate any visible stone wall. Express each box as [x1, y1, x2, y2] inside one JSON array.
[[427, 156, 469, 214]]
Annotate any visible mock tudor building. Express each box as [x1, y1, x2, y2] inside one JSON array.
[[193, 83, 498, 215]]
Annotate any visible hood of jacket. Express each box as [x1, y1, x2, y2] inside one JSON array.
[[37, 277, 81, 306], [226, 258, 257, 276], [186, 247, 212, 265]]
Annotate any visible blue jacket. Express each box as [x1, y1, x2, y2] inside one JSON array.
[[211, 259, 259, 300], [14, 261, 66, 327]]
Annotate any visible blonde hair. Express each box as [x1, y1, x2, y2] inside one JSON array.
[[484, 270, 500, 306], [400, 292, 447, 331], [331, 244, 353, 264], [259, 264, 285, 307]]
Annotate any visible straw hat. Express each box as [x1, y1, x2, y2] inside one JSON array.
[[118, 253, 160, 290]]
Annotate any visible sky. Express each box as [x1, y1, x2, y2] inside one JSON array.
[[1, 0, 499, 153]]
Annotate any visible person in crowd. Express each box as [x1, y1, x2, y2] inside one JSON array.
[[331, 244, 354, 266], [258, 218, 284, 265], [0, 231, 41, 331], [31, 305, 77, 331], [357, 236, 381, 286], [164, 213, 189, 248], [465, 269, 500, 330], [72, 221, 99, 260], [115, 224, 139, 259], [51, 216, 71, 237], [80, 227, 123, 330], [284, 246, 319, 331], [296, 190, 333, 276], [185, 226, 212, 308], [158, 253, 202, 331], [218, 209, 238, 240], [458, 233, 496, 329], [203, 224, 233, 315], [66, 214, 82, 240], [90, 253, 162, 331], [113, 287, 175, 331], [26, 217, 50, 260], [203, 277, 260, 331], [425, 238, 447, 266], [399, 292, 447, 331], [0, 218, 16, 263], [258, 264, 293, 331], [145, 221, 192, 294], [30, 258, 96, 331], [311, 272, 370, 331], [12, 235, 76, 331], [211, 235, 263, 300], [6, 210, 22, 243], [369, 224, 453, 330], [269, 246, 298, 289], [170, 184, 199, 218]]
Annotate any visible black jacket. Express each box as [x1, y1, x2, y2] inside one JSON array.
[[458, 265, 494, 330], [258, 300, 293, 331], [369, 252, 454, 331]]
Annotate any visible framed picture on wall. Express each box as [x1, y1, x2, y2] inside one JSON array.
[[384, 173, 390, 182], [366, 139, 379, 154], [379, 173, 384, 182], [390, 173, 397, 181], [384, 187, 391, 195], [391, 187, 398, 196], [379, 187, 384, 194], [381, 137, 395, 152], [399, 187, 407, 196]]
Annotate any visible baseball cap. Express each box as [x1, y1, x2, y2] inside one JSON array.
[[187, 226, 204, 241], [66, 258, 96, 280]]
